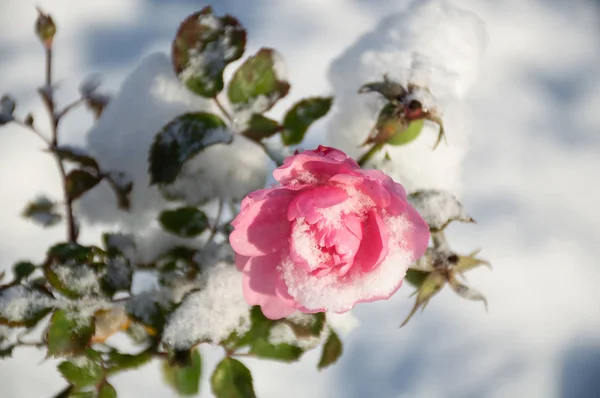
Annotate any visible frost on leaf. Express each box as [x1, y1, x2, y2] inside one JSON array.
[[46, 263, 101, 298], [58, 356, 104, 388], [227, 48, 290, 114], [408, 189, 474, 231], [162, 263, 250, 349], [46, 309, 95, 357], [173, 6, 246, 97], [0, 95, 15, 125], [149, 112, 232, 185], [22, 196, 62, 227], [0, 285, 54, 327]]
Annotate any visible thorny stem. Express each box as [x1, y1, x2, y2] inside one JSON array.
[[40, 44, 77, 242]]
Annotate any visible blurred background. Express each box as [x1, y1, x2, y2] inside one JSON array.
[[1, 0, 599, 397]]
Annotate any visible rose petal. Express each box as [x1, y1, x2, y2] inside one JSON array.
[[287, 186, 348, 223], [353, 209, 389, 272]]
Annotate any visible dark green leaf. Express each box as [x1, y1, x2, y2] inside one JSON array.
[[159, 207, 210, 238], [282, 97, 333, 145], [22, 196, 62, 227], [249, 338, 303, 362], [13, 261, 36, 281], [105, 171, 133, 211], [98, 382, 117, 398], [228, 48, 290, 113], [283, 312, 326, 338], [105, 349, 153, 374], [242, 114, 282, 141], [48, 243, 96, 264], [51, 146, 99, 171], [125, 295, 168, 332], [172, 6, 246, 97], [0, 95, 16, 125], [211, 358, 256, 398], [163, 350, 202, 396], [57, 357, 103, 388], [69, 392, 94, 398], [148, 112, 231, 185], [0, 345, 15, 358], [101, 258, 132, 296], [66, 169, 102, 201], [46, 310, 95, 357], [0, 285, 54, 327], [317, 331, 342, 370]]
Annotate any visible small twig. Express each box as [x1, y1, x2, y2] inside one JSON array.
[[55, 97, 86, 121], [40, 43, 77, 242], [214, 96, 232, 121], [206, 199, 224, 245], [13, 119, 51, 145]]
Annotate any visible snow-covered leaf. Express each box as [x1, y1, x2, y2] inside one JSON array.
[[57, 356, 103, 388], [241, 114, 282, 141], [158, 207, 209, 238], [101, 257, 132, 296], [47, 243, 96, 265], [317, 330, 342, 370], [102, 233, 135, 258], [66, 169, 102, 201], [408, 189, 475, 232], [283, 312, 325, 339], [148, 112, 232, 185], [228, 48, 290, 113], [46, 309, 95, 357], [125, 293, 170, 333], [173, 6, 246, 97], [45, 263, 100, 298], [281, 97, 333, 145], [211, 358, 256, 398], [162, 350, 202, 396], [0, 94, 16, 125], [358, 75, 408, 102], [51, 146, 99, 171], [0, 285, 54, 327], [105, 171, 133, 211], [22, 196, 62, 227]]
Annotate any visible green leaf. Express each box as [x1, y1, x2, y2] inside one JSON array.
[[404, 269, 430, 288], [159, 207, 210, 238], [105, 349, 153, 374], [249, 338, 303, 362], [68, 391, 93, 398], [48, 243, 96, 265], [44, 263, 100, 299], [148, 112, 231, 185], [51, 146, 99, 171], [400, 271, 446, 328], [46, 310, 95, 357], [228, 48, 290, 113], [211, 358, 256, 398], [163, 350, 202, 396], [242, 114, 282, 141], [66, 169, 102, 201], [172, 6, 246, 97], [0, 285, 54, 327], [22, 196, 62, 227], [318, 331, 342, 370], [13, 261, 36, 281], [455, 249, 491, 274], [57, 357, 103, 388], [98, 381, 117, 398], [282, 97, 333, 145]]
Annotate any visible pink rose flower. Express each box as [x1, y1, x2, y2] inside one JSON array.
[[229, 146, 430, 319]]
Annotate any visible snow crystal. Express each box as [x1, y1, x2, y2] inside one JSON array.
[[179, 42, 227, 88], [317, 186, 375, 228], [268, 323, 321, 350], [408, 189, 472, 230], [162, 262, 250, 348], [0, 285, 53, 323], [327, 311, 360, 337], [327, 0, 487, 195], [125, 291, 171, 326], [197, 13, 222, 32], [291, 218, 330, 270], [105, 232, 136, 261], [51, 264, 101, 296]]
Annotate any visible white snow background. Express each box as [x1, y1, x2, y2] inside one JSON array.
[[1, 0, 600, 397]]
